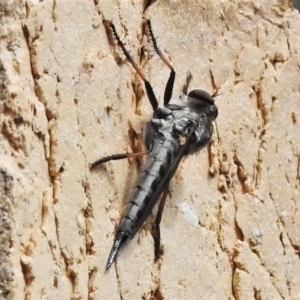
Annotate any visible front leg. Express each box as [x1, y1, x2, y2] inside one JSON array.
[[104, 20, 159, 111], [146, 20, 176, 106]]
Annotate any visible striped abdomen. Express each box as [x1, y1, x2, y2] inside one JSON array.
[[118, 138, 180, 239], [105, 138, 180, 269]]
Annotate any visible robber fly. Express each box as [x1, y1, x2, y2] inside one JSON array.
[[91, 20, 218, 270]]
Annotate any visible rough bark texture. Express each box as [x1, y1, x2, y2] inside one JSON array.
[[1, 0, 300, 299]]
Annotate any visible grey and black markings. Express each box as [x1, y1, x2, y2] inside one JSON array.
[[91, 19, 218, 270]]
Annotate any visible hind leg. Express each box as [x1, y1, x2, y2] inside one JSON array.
[[152, 185, 169, 261]]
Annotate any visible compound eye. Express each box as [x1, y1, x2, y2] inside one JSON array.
[[187, 89, 214, 105], [209, 104, 218, 120]]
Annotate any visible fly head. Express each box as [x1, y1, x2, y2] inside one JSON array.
[[186, 89, 218, 121]]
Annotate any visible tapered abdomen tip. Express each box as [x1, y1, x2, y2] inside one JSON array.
[[106, 260, 113, 270], [106, 231, 128, 270]]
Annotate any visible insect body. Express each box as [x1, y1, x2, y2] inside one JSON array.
[[91, 20, 218, 270]]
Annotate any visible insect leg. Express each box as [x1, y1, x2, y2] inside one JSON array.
[[146, 20, 175, 106], [104, 20, 158, 111], [182, 71, 193, 95], [90, 150, 149, 170], [152, 184, 169, 260]]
